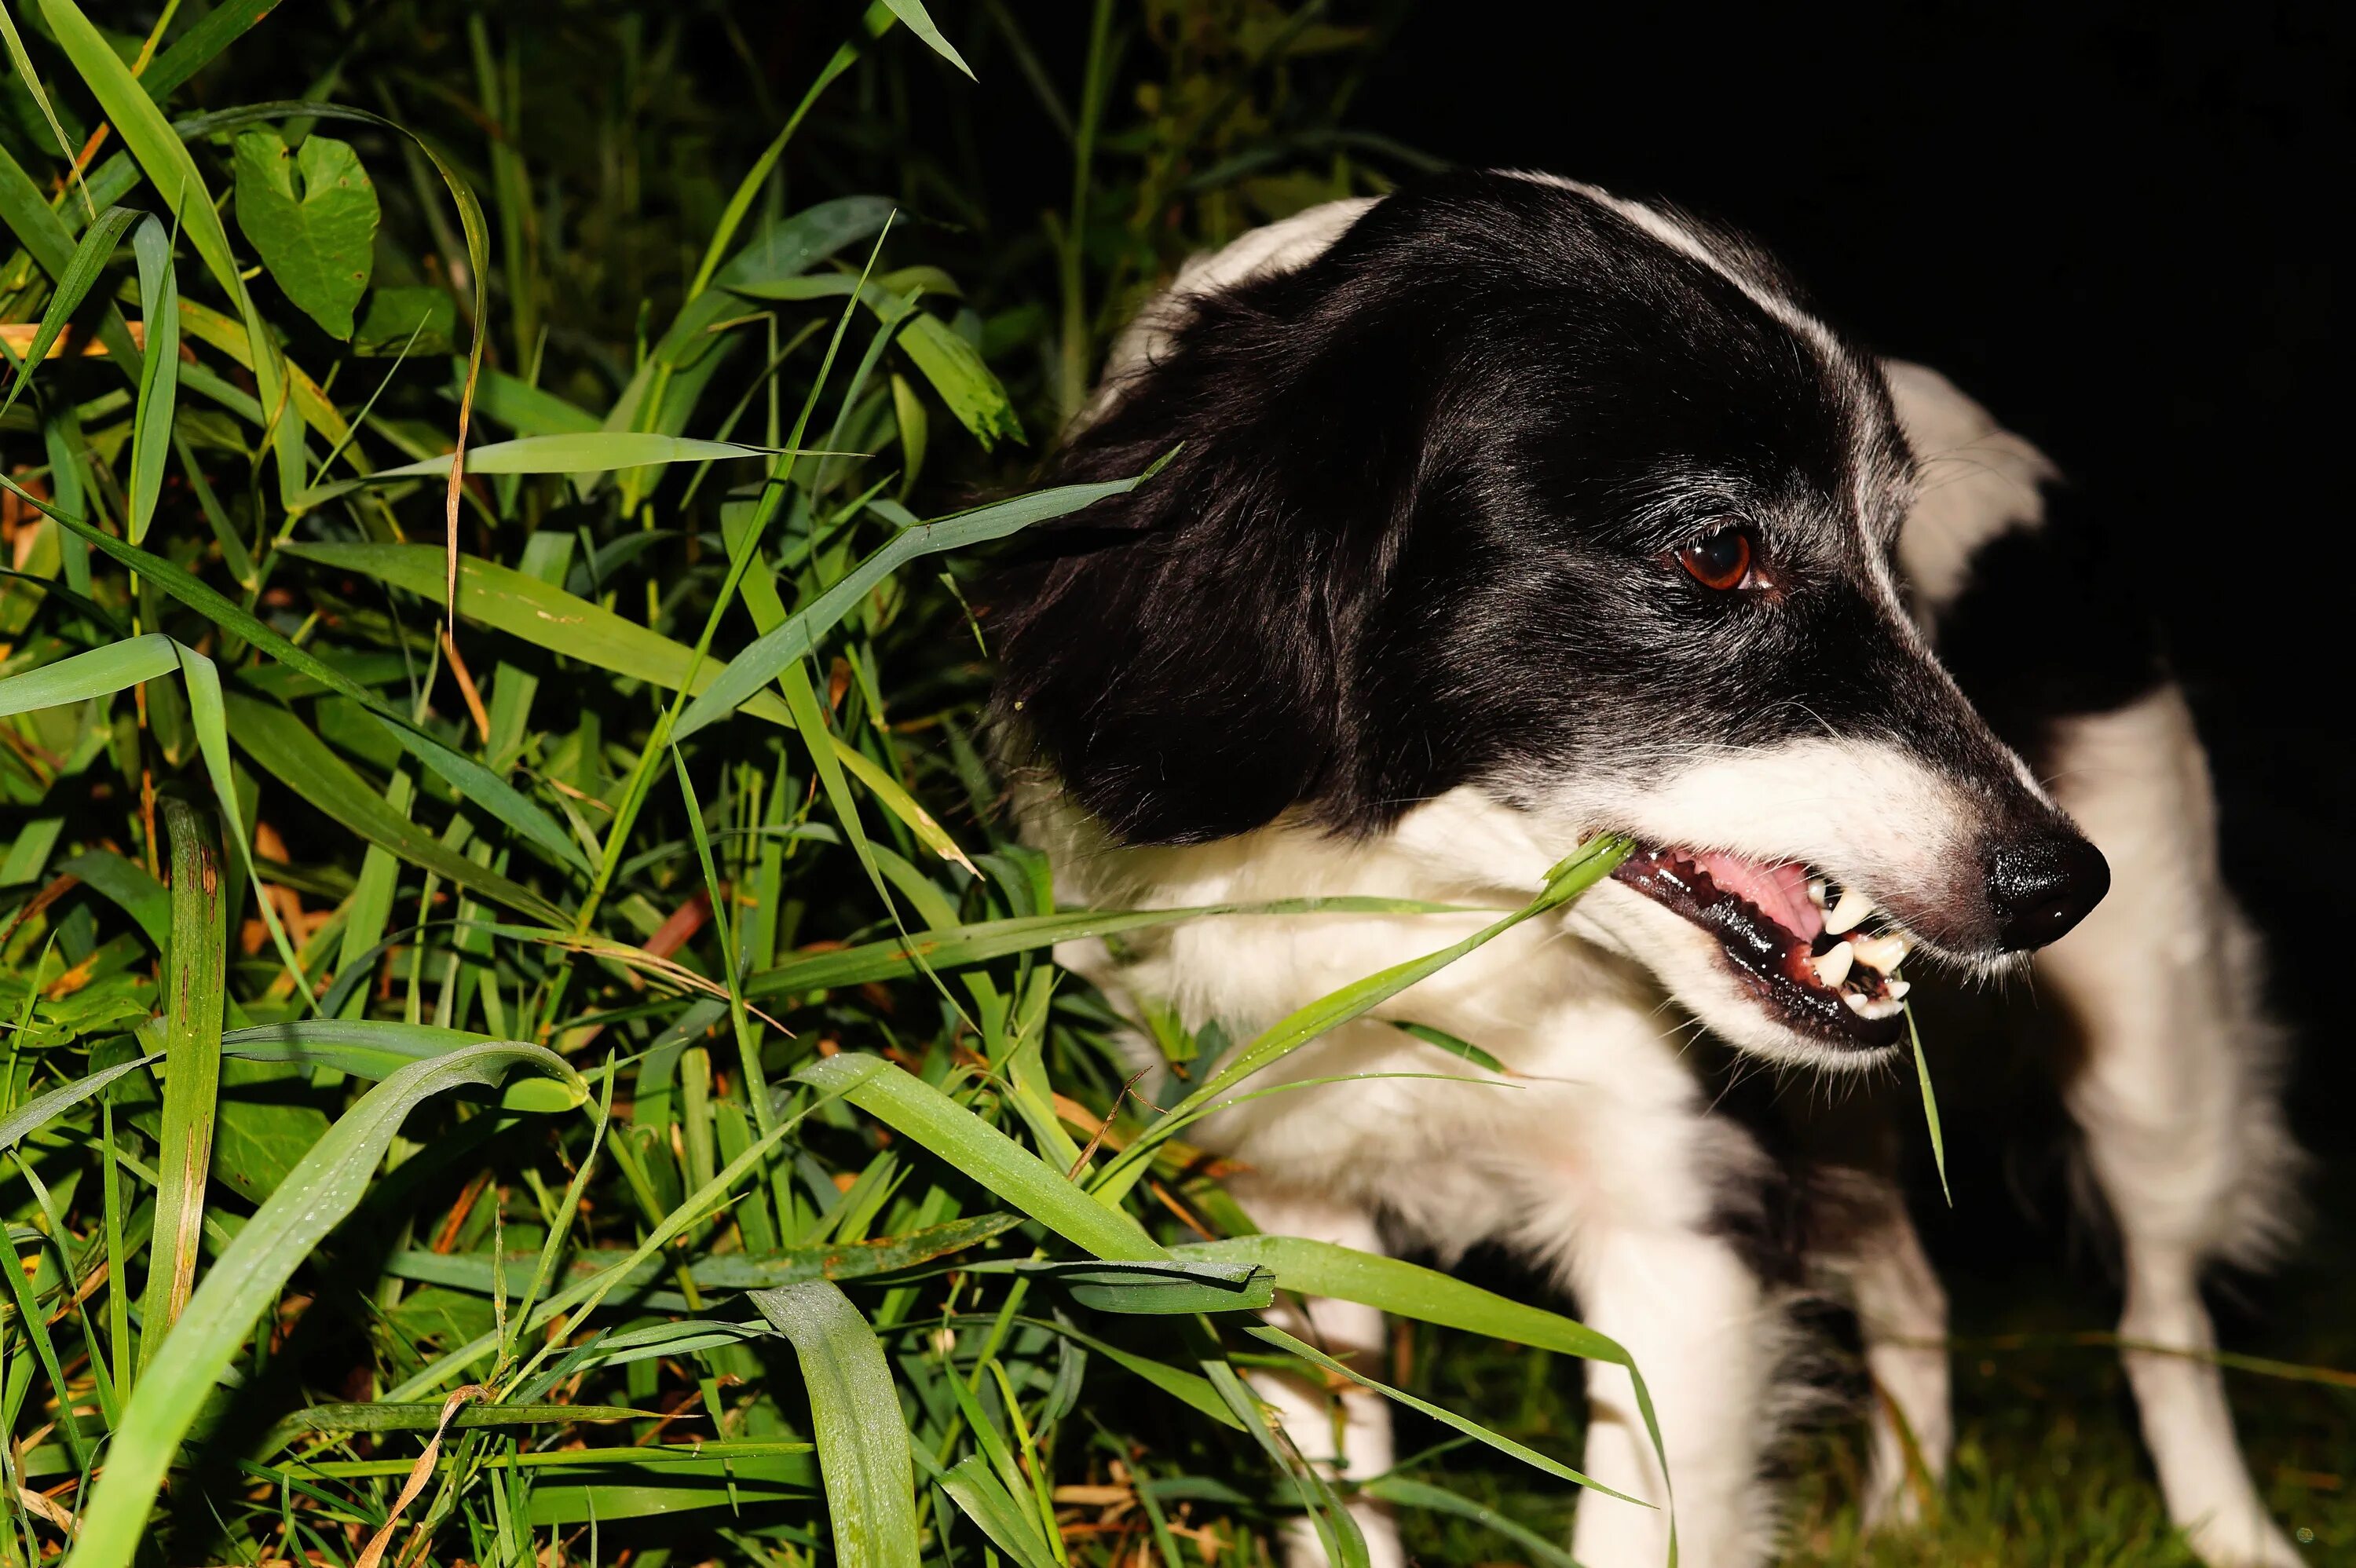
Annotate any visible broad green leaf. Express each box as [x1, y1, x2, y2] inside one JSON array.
[[232, 129, 378, 337], [55, 850, 168, 946], [165, 95, 492, 594], [0, 633, 177, 718], [748, 1281, 921, 1568], [0, 203, 139, 418], [137, 799, 228, 1372], [126, 213, 181, 544], [280, 541, 792, 726], [63, 1042, 585, 1568], [676, 472, 1155, 739], [353, 285, 457, 356], [221, 693, 568, 924], [210, 1094, 329, 1204]]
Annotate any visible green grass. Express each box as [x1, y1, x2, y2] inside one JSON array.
[[1396, 1241, 2356, 1566], [0, 4, 2342, 1566]]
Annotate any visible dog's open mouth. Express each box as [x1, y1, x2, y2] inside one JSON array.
[[1612, 844, 1912, 1049]]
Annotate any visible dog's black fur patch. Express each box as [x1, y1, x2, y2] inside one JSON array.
[[1933, 488, 2170, 773], [991, 171, 2049, 861]]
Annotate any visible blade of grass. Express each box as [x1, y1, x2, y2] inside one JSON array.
[[796, 1053, 1161, 1260], [0, 3, 93, 217], [1247, 1325, 1636, 1502], [0, 205, 139, 418], [1904, 996, 1950, 1205], [675, 472, 1161, 740], [137, 796, 228, 1372], [221, 692, 567, 924], [748, 1281, 922, 1568], [1092, 838, 1630, 1202], [879, 0, 975, 79], [125, 210, 179, 543], [63, 1042, 586, 1568], [0, 633, 178, 717], [279, 541, 792, 726]]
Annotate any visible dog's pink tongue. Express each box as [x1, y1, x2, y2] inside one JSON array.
[[1697, 852, 1824, 941]]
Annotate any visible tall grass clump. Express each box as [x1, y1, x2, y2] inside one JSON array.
[[0, 3, 1657, 1566]]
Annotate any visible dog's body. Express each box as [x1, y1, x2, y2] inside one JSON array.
[[994, 174, 2299, 1566]]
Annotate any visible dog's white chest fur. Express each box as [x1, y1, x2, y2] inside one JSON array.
[[1030, 786, 1740, 1254]]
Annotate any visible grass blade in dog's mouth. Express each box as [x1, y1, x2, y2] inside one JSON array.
[[1612, 843, 1911, 1048]]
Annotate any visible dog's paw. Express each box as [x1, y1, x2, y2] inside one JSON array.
[[1857, 1475, 1934, 1535], [2179, 1507, 2304, 1568]]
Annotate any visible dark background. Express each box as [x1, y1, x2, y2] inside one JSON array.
[[1344, 3, 2353, 1073]]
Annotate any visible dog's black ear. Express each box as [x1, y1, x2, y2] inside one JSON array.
[[990, 280, 1403, 845]]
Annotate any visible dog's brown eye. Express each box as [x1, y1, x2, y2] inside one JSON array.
[[1677, 528, 1754, 591]]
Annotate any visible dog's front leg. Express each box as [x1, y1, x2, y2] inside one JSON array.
[[2039, 689, 2303, 1568], [1231, 1180, 1406, 1568], [1837, 1179, 1951, 1529], [1564, 1223, 1777, 1568]]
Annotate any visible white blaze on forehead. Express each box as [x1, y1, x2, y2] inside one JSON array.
[[1504, 170, 1847, 364], [1882, 359, 2059, 619]]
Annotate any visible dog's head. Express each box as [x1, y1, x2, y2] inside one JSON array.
[[994, 170, 2106, 1066]]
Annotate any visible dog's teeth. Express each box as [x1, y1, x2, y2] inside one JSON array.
[[1824, 888, 1872, 934], [1883, 978, 1911, 1002], [1850, 932, 1910, 973], [1842, 990, 1905, 1021], [1807, 877, 1827, 908], [1809, 941, 1854, 989]]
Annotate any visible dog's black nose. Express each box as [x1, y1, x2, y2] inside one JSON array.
[[1986, 832, 2110, 952]]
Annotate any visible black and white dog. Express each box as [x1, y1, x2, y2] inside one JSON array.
[[992, 171, 2301, 1566]]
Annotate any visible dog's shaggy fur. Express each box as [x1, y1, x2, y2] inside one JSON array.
[[991, 171, 2302, 1566]]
